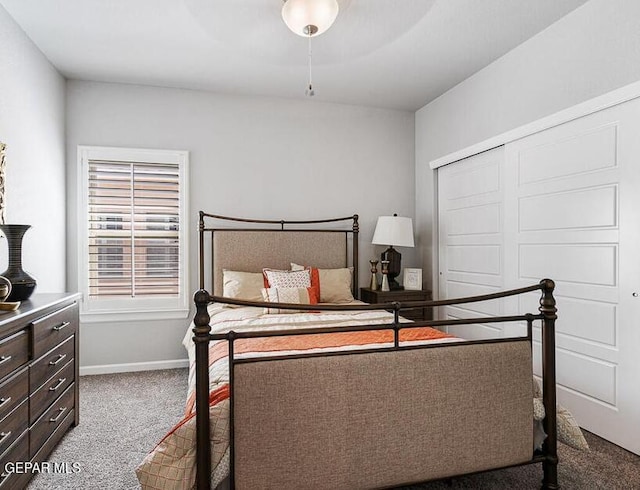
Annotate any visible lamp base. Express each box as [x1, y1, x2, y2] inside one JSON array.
[[381, 246, 403, 291], [388, 277, 403, 291]]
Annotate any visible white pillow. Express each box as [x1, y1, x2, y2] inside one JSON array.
[[222, 270, 264, 302]]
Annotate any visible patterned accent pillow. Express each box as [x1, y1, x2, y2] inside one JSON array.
[[532, 377, 589, 451], [557, 405, 590, 450], [261, 287, 318, 314], [533, 398, 546, 421], [290, 263, 354, 303], [263, 268, 311, 289]]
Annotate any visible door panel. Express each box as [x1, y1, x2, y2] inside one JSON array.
[[518, 244, 617, 286], [437, 147, 506, 339], [518, 185, 617, 231], [504, 99, 640, 454], [517, 123, 617, 184]]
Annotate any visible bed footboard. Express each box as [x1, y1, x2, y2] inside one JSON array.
[[233, 341, 533, 489], [194, 274, 559, 490]]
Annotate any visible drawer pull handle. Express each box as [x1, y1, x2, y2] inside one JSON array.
[[0, 431, 11, 444], [53, 321, 71, 332], [0, 397, 11, 409], [49, 406, 68, 423], [0, 355, 12, 366], [49, 378, 67, 392], [49, 354, 67, 366]]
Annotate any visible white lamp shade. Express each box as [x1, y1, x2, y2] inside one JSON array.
[[372, 216, 415, 248], [282, 0, 339, 37]]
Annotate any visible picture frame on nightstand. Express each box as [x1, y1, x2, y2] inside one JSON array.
[[403, 268, 422, 290]]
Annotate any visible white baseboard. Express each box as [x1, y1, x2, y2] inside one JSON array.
[[80, 359, 189, 376]]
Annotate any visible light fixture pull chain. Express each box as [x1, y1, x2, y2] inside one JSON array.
[[306, 32, 315, 97]]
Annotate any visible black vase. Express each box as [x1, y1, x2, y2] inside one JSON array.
[[0, 224, 37, 301]]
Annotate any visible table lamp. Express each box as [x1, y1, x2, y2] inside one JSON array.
[[371, 214, 415, 290]]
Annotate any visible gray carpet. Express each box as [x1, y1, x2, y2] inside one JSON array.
[[28, 369, 188, 490], [27, 368, 640, 490]]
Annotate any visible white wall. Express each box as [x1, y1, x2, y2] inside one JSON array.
[[0, 6, 66, 292], [66, 80, 415, 369], [415, 0, 640, 293]]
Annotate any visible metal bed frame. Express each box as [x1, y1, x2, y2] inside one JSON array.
[[192, 212, 559, 490]]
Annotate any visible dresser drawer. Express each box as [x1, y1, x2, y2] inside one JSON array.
[[29, 360, 74, 424], [0, 330, 29, 382], [0, 431, 29, 489], [32, 303, 78, 360], [0, 400, 28, 456], [0, 471, 29, 490], [32, 408, 74, 467], [0, 368, 28, 421], [30, 336, 75, 394], [30, 383, 74, 459]]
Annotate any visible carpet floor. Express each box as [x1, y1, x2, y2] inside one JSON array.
[[27, 368, 640, 490]]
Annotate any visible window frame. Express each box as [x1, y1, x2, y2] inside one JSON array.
[[78, 146, 190, 323]]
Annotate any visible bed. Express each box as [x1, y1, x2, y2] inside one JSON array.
[[137, 212, 560, 490]]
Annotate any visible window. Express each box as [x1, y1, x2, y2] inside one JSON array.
[[78, 147, 189, 321]]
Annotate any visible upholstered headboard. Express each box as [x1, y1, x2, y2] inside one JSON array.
[[198, 213, 359, 297]]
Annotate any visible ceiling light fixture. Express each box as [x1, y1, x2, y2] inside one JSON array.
[[282, 0, 339, 97], [281, 0, 339, 37]]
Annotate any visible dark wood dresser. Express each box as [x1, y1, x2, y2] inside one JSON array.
[[0, 293, 80, 489]]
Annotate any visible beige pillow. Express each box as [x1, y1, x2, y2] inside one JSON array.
[[291, 263, 354, 303], [222, 270, 264, 302]]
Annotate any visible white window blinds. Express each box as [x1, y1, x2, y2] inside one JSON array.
[[87, 160, 180, 298]]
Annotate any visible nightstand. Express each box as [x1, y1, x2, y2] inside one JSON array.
[[360, 288, 432, 321]]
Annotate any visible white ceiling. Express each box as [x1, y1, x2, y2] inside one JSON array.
[[1, 0, 588, 111]]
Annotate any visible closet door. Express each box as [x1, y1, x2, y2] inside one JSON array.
[[504, 98, 640, 455], [437, 146, 507, 339]]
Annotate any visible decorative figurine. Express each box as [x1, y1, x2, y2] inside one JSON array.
[[369, 259, 379, 290], [380, 260, 390, 292]]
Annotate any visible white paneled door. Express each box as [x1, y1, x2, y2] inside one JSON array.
[[437, 147, 507, 339], [504, 99, 640, 455], [437, 98, 640, 454]]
